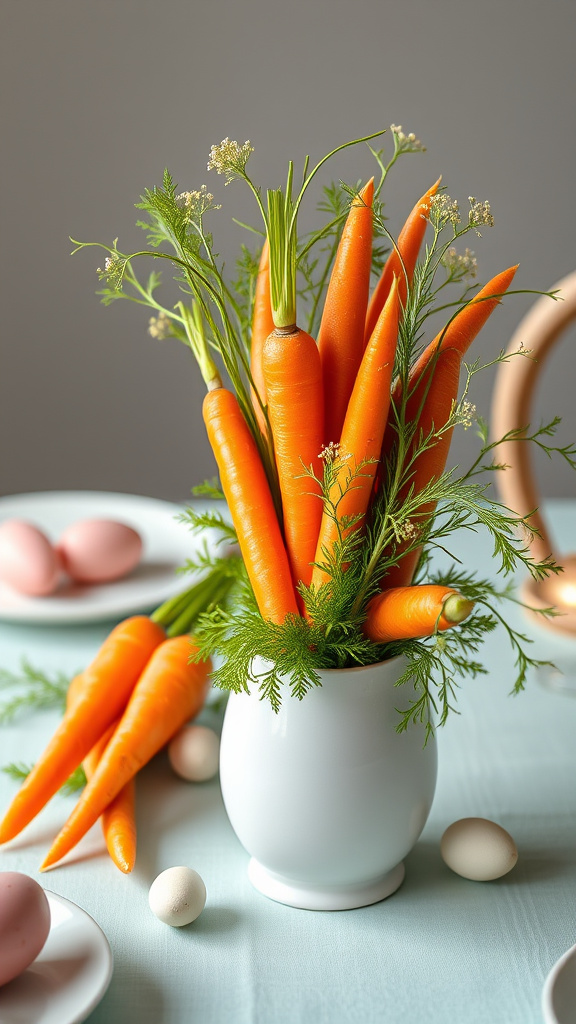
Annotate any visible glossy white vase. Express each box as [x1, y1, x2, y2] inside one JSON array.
[[219, 655, 437, 911]]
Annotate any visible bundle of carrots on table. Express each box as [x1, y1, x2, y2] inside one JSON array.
[[0, 621, 211, 871], [1, 127, 564, 871]]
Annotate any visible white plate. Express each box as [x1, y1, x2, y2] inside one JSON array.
[[0, 491, 204, 624], [543, 942, 576, 1024], [0, 891, 113, 1024]]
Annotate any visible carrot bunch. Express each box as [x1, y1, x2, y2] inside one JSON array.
[[191, 139, 516, 640], [0, 617, 212, 871], [71, 129, 531, 711]]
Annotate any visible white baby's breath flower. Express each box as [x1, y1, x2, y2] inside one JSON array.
[[175, 185, 220, 221], [430, 193, 461, 226], [148, 312, 172, 341], [390, 124, 426, 153], [441, 246, 478, 279], [468, 197, 494, 234], [207, 138, 254, 184]]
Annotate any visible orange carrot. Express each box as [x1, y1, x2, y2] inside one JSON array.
[[40, 635, 211, 870], [318, 179, 374, 445], [262, 326, 324, 591], [66, 684, 136, 874], [364, 178, 441, 343], [203, 384, 299, 622], [310, 278, 400, 590], [0, 616, 165, 845], [363, 585, 474, 642], [382, 265, 519, 587], [250, 239, 276, 433], [83, 723, 137, 874]]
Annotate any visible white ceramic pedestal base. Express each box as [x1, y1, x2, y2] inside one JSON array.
[[248, 858, 406, 911]]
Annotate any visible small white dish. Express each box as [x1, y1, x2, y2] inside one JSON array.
[[0, 491, 206, 624], [0, 891, 113, 1024], [543, 942, 576, 1024]]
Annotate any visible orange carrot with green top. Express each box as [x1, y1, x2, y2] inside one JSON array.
[[250, 239, 276, 433], [0, 616, 165, 845], [365, 178, 441, 343], [364, 585, 474, 642], [382, 265, 518, 587], [203, 383, 299, 621], [310, 278, 400, 590], [318, 179, 374, 445], [40, 635, 211, 870], [262, 326, 324, 591]]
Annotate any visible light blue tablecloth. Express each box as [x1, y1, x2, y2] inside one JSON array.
[[1, 501, 576, 1024]]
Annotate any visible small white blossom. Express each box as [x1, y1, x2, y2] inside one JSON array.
[[456, 400, 477, 429], [430, 193, 461, 225], [390, 124, 426, 153], [175, 184, 220, 221], [468, 197, 494, 234], [397, 520, 421, 542], [97, 255, 121, 275], [207, 138, 254, 184], [148, 312, 172, 340], [441, 246, 478, 279], [320, 442, 341, 462]]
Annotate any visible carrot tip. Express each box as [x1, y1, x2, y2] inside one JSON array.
[[443, 594, 475, 624]]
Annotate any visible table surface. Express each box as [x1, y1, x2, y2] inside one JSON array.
[[1, 500, 576, 1024]]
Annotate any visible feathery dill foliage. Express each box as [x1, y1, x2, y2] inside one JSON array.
[[74, 127, 571, 729], [1, 761, 87, 795], [0, 662, 88, 793], [0, 660, 72, 723]]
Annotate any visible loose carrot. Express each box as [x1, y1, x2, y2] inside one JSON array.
[[83, 723, 136, 874], [262, 326, 324, 591], [364, 585, 474, 643], [310, 278, 400, 590], [364, 178, 441, 344], [382, 265, 519, 587], [318, 179, 374, 445], [203, 384, 299, 622], [250, 239, 276, 433], [0, 616, 165, 845], [40, 636, 211, 870], [66, 684, 136, 874]]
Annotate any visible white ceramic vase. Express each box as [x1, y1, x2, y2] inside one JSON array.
[[219, 655, 437, 911]]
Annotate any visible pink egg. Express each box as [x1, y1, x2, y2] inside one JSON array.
[[0, 520, 60, 596], [57, 518, 143, 584], [0, 872, 51, 987]]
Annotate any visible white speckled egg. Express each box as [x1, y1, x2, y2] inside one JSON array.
[[441, 817, 518, 881], [168, 725, 220, 782], [0, 872, 51, 986], [149, 866, 206, 927], [0, 520, 60, 596], [56, 519, 142, 583]]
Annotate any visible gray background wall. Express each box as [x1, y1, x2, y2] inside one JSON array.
[[2, 0, 576, 503]]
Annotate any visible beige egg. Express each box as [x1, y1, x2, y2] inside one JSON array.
[[441, 817, 518, 881], [149, 866, 206, 927], [168, 725, 220, 782]]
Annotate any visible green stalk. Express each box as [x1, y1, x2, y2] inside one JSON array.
[[177, 300, 221, 390], [267, 185, 297, 328]]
